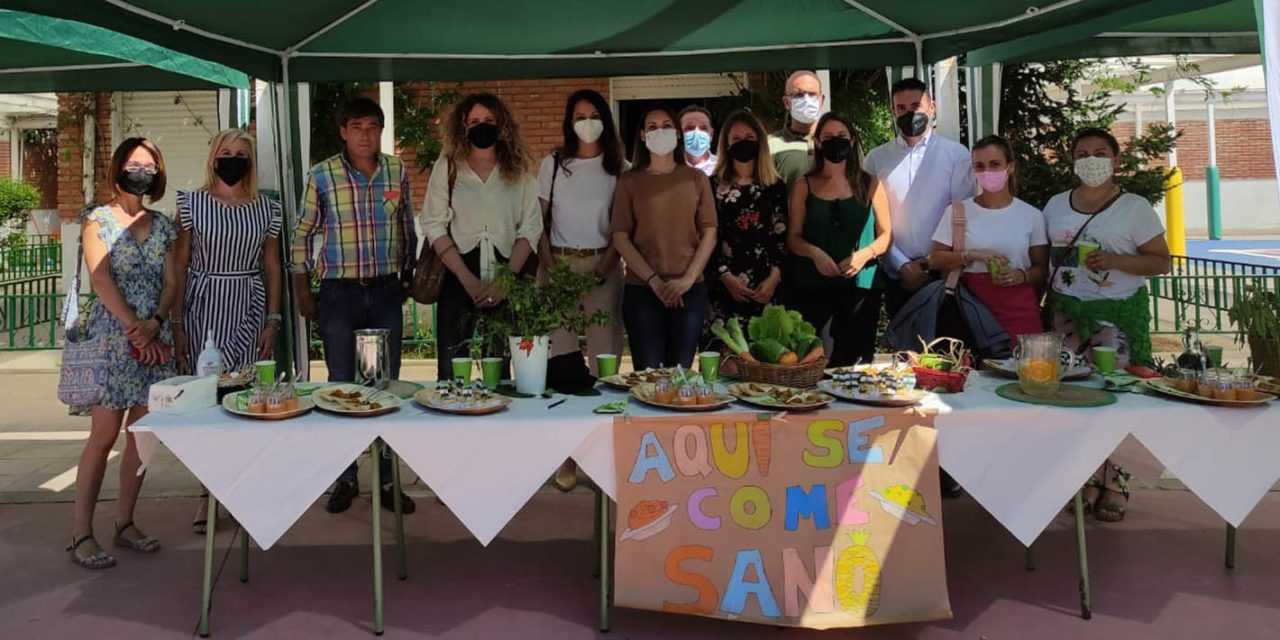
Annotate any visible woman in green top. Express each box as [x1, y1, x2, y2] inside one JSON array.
[[787, 113, 892, 366]]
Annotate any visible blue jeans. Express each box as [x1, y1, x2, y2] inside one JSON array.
[[317, 276, 401, 485], [622, 282, 710, 370]]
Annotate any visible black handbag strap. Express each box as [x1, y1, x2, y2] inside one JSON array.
[[548, 152, 560, 223]]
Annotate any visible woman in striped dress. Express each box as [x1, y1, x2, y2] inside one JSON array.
[[171, 129, 283, 533]]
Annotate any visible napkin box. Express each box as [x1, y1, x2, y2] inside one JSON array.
[[148, 375, 217, 414]]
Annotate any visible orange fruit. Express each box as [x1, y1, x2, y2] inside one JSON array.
[[1023, 361, 1057, 383]]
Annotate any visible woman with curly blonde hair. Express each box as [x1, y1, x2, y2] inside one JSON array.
[[420, 93, 542, 379]]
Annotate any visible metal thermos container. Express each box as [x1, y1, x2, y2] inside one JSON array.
[[353, 328, 391, 389]]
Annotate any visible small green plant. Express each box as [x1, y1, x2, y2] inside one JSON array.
[[0, 179, 40, 250], [478, 261, 608, 356], [1228, 284, 1280, 344]]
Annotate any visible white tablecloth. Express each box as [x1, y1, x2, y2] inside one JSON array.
[[133, 376, 1278, 551]]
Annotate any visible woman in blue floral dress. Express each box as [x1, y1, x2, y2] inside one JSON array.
[[69, 138, 178, 569]]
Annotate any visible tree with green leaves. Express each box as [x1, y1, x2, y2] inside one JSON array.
[[998, 60, 1180, 210]]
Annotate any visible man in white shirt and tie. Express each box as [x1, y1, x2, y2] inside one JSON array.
[[864, 77, 975, 499], [864, 77, 977, 318]]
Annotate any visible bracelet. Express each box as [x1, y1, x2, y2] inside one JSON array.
[[169, 317, 183, 325], [646, 273, 659, 284], [961, 250, 970, 263], [152, 314, 165, 326]]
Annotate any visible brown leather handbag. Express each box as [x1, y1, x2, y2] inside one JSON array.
[[410, 160, 456, 304]]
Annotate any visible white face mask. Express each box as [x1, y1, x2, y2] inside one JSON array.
[[573, 118, 604, 144], [1074, 156, 1114, 187], [644, 128, 679, 156], [788, 94, 822, 124]]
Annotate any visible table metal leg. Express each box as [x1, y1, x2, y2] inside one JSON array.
[[1225, 524, 1237, 569], [592, 485, 602, 579], [392, 450, 407, 581], [199, 494, 218, 637], [1025, 542, 1036, 571], [598, 489, 611, 633], [1074, 490, 1092, 620], [239, 528, 250, 583], [371, 442, 385, 636]]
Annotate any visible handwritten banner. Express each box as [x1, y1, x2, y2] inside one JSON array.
[[612, 410, 951, 629]]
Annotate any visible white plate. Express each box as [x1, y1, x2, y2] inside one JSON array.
[[982, 357, 1094, 381], [313, 384, 402, 416], [220, 391, 314, 420], [413, 388, 511, 415], [817, 380, 927, 407]]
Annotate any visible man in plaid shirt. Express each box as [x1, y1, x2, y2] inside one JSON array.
[[290, 98, 416, 514]]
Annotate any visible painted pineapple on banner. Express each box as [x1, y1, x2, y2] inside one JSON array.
[[835, 529, 882, 618]]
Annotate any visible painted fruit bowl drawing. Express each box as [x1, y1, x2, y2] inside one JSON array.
[[869, 484, 937, 526], [620, 499, 679, 541]]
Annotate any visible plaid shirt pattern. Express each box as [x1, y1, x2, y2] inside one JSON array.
[[289, 153, 416, 280]]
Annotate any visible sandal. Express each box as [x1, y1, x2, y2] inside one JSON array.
[[193, 493, 213, 535], [1065, 475, 1103, 515], [553, 460, 578, 492], [1094, 464, 1131, 523], [113, 521, 161, 554], [68, 534, 116, 570]]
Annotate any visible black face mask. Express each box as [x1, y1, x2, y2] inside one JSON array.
[[728, 139, 760, 163], [467, 122, 499, 149], [214, 156, 251, 187], [819, 137, 853, 164], [896, 110, 930, 138], [117, 170, 156, 197]]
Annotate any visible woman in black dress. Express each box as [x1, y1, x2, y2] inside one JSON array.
[[704, 109, 788, 337]]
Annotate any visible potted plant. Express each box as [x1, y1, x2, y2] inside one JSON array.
[[1228, 284, 1280, 376], [484, 261, 608, 394]]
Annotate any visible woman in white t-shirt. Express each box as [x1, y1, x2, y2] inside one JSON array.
[[1043, 127, 1171, 370], [1044, 127, 1171, 523], [535, 89, 627, 491], [930, 135, 1047, 347]]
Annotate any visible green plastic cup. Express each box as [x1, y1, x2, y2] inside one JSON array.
[[451, 357, 473, 382], [699, 351, 721, 383], [1205, 345, 1224, 368], [596, 353, 619, 378], [254, 360, 276, 386], [1092, 346, 1117, 374], [987, 260, 1003, 276], [1077, 240, 1101, 267], [481, 357, 503, 389]]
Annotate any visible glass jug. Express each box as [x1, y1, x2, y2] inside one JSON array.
[[1015, 332, 1067, 397]]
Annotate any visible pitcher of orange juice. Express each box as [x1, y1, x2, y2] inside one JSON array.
[[1016, 333, 1067, 397]]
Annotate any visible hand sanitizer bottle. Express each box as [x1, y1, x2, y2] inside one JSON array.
[[196, 330, 224, 378]]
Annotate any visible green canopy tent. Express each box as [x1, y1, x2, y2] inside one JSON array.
[[0, 9, 249, 91], [964, 0, 1278, 213], [0, 0, 1244, 82]]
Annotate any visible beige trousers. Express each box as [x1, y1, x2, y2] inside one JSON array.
[[546, 253, 624, 375]]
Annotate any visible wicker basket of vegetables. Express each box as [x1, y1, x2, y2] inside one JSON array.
[[712, 305, 827, 389]]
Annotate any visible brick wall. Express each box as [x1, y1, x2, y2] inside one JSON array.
[[55, 93, 113, 221], [1114, 117, 1276, 181], [398, 77, 611, 205]]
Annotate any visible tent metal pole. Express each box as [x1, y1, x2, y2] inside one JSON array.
[[277, 55, 304, 379]]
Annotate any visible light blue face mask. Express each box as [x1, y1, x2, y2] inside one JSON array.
[[683, 129, 712, 157]]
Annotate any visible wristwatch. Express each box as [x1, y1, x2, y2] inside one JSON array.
[[265, 313, 283, 327], [152, 314, 165, 326]]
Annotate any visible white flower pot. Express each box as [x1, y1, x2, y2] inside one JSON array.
[[509, 335, 551, 395]]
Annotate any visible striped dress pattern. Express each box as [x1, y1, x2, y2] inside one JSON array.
[[178, 190, 282, 373]]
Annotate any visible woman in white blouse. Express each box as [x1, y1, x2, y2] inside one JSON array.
[[420, 93, 542, 380], [535, 89, 627, 491]]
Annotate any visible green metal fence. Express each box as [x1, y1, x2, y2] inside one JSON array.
[[1147, 256, 1280, 335], [0, 235, 61, 282], [3, 253, 1278, 351]]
